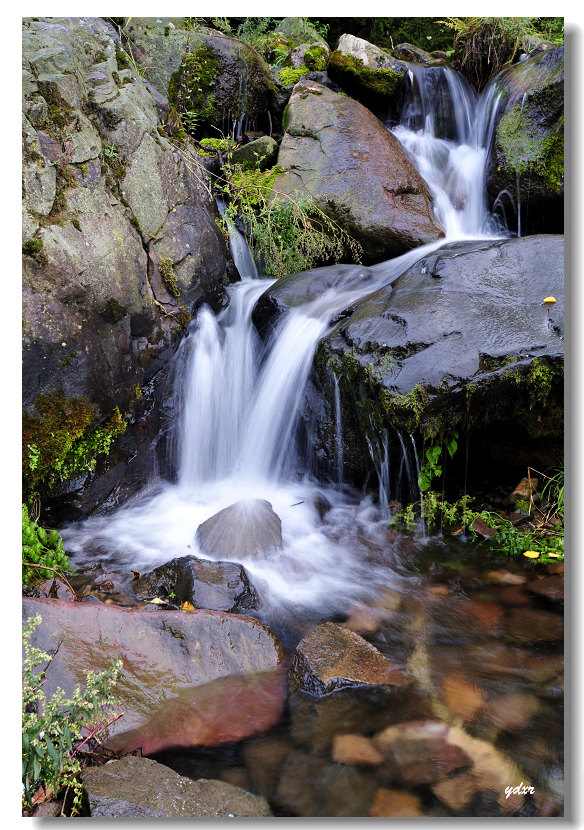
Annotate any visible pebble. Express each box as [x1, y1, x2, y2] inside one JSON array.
[[369, 788, 425, 817], [332, 733, 386, 766]]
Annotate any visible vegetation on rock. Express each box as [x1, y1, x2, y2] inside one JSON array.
[[22, 504, 73, 586]]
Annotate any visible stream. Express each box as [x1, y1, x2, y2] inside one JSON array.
[[59, 62, 563, 816]]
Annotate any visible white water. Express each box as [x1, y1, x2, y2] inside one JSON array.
[[62, 64, 506, 620]]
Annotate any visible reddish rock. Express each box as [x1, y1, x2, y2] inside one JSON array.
[[441, 673, 486, 723], [343, 602, 393, 634], [290, 621, 410, 696], [472, 517, 497, 539], [373, 720, 472, 785], [432, 770, 479, 811], [369, 788, 425, 817], [462, 599, 505, 630], [428, 584, 450, 596], [332, 733, 385, 766], [23, 597, 285, 756], [484, 693, 539, 732], [546, 562, 564, 575], [498, 585, 532, 607], [242, 737, 292, 799]]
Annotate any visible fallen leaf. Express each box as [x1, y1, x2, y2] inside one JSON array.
[[181, 601, 195, 611], [523, 551, 540, 559]]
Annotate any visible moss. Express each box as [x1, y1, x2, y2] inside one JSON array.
[[278, 65, 309, 86], [328, 51, 404, 98], [23, 238, 44, 260], [496, 105, 564, 194], [23, 390, 126, 495], [99, 297, 127, 323], [38, 81, 74, 132], [304, 44, 328, 71], [158, 257, 181, 298], [168, 43, 221, 131], [115, 49, 130, 70]]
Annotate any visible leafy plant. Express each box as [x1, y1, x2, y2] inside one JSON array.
[[22, 505, 73, 586], [418, 432, 458, 492], [103, 143, 119, 159], [22, 614, 122, 814], [216, 156, 363, 279]]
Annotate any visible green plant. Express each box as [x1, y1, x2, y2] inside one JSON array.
[[103, 143, 119, 159], [278, 65, 309, 85], [22, 614, 122, 814], [418, 432, 458, 492], [216, 157, 363, 279], [22, 505, 73, 586]]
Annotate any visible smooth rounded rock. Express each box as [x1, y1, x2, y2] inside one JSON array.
[[196, 498, 283, 560]]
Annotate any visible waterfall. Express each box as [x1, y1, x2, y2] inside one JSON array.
[[332, 372, 344, 490], [392, 63, 504, 239], [62, 62, 507, 613]]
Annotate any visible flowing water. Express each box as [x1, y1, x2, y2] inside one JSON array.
[[60, 64, 562, 816]]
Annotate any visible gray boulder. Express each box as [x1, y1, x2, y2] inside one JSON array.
[[271, 78, 444, 262], [82, 756, 273, 817], [196, 498, 283, 559], [23, 597, 285, 756], [328, 33, 408, 105]]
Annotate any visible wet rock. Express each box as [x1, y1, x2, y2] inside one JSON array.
[[290, 621, 411, 696], [312, 491, 333, 521], [343, 602, 394, 635], [488, 46, 564, 235], [471, 517, 498, 539], [546, 562, 564, 575], [230, 135, 278, 170], [328, 34, 408, 107], [506, 476, 539, 506], [483, 692, 540, 732], [462, 599, 505, 631], [373, 720, 472, 785], [504, 607, 563, 644], [242, 736, 292, 799], [134, 554, 258, 612], [196, 499, 282, 560], [332, 733, 385, 766], [82, 756, 273, 817], [272, 78, 443, 263], [432, 770, 480, 812], [274, 749, 377, 817], [487, 570, 528, 586], [526, 574, 563, 602], [498, 584, 532, 607], [23, 597, 285, 756], [393, 43, 437, 65], [369, 788, 426, 817], [440, 673, 486, 724]]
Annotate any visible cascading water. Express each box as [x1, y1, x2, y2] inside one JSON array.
[[62, 61, 507, 624]]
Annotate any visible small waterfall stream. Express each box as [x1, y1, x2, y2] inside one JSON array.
[[62, 62, 507, 620]]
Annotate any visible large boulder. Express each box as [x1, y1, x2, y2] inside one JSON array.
[[22, 17, 233, 513], [328, 34, 408, 108], [82, 756, 273, 817], [196, 499, 283, 560], [23, 597, 286, 756], [123, 18, 277, 138], [313, 234, 564, 483], [133, 554, 259, 612], [271, 78, 444, 262], [487, 46, 564, 235]]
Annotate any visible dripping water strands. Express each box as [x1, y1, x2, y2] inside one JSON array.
[[366, 429, 391, 517], [332, 371, 344, 491], [409, 433, 426, 539]]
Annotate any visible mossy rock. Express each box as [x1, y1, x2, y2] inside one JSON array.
[[328, 34, 408, 107]]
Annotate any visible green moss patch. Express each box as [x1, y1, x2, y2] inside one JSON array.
[[328, 51, 404, 98], [23, 389, 126, 495], [496, 104, 564, 194]]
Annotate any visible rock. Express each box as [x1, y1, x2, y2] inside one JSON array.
[[504, 607, 563, 644], [332, 733, 385, 766], [373, 720, 472, 785], [82, 756, 272, 817], [483, 692, 540, 732], [328, 34, 408, 107], [290, 621, 411, 696], [487, 570, 528, 586], [271, 78, 444, 263], [506, 476, 539, 505], [22, 17, 232, 514], [290, 42, 330, 71], [124, 19, 276, 136], [432, 770, 480, 812], [275, 17, 328, 46], [196, 498, 283, 560], [471, 517, 498, 539], [488, 46, 564, 235], [133, 555, 258, 612], [230, 135, 278, 170], [462, 599, 505, 631], [242, 736, 292, 799], [440, 673, 486, 724], [369, 788, 425, 817], [23, 597, 285, 756], [274, 749, 377, 816], [498, 585, 532, 607], [315, 235, 564, 483], [392, 43, 437, 65], [526, 574, 563, 602]]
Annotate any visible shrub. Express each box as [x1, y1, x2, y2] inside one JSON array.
[[22, 614, 122, 814]]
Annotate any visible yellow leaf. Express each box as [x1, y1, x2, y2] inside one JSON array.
[[523, 550, 540, 559], [181, 601, 195, 611], [547, 552, 563, 558]]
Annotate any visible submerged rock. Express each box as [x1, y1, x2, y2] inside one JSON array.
[[271, 78, 444, 263], [82, 756, 273, 817], [290, 621, 410, 696], [196, 498, 283, 560], [23, 597, 285, 756], [134, 554, 258, 612]]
